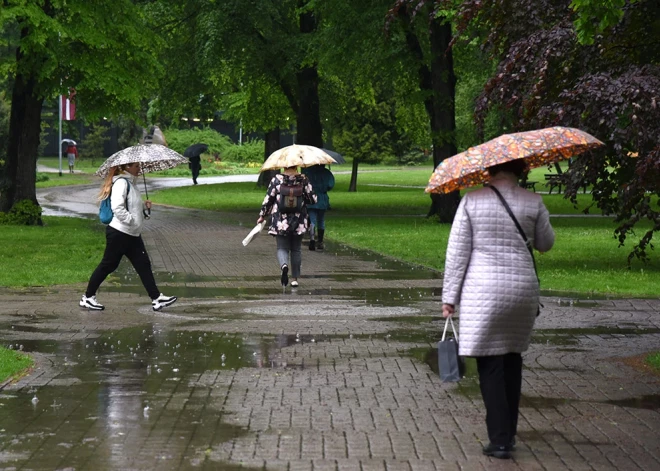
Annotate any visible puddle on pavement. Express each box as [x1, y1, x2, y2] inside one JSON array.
[[103, 279, 440, 307], [0, 325, 326, 468]]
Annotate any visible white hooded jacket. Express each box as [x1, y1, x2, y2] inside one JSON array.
[[108, 176, 146, 237]]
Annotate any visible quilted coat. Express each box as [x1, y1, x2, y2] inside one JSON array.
[[442, 172, 555, 357]]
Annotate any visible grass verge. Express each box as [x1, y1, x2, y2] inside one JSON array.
[[0, 217, 105, 287], [150, 175, 659, 297], [646, 352, 660, 371], [0, 347, 33, 383]]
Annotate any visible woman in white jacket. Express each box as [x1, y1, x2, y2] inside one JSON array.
[[442, 158, 555, 459], [80, 162, 177, 312]]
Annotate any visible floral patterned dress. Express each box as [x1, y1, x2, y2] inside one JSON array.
[[259, 173, 317, 236]]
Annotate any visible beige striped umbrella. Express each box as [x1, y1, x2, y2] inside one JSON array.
[[260, 145, 337, 172]]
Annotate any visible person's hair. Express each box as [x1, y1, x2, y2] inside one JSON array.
[[487, 159, 528, 178], [98, 165, 126, 200]]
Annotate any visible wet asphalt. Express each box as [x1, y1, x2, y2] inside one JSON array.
[[0, 179, 658, 470]]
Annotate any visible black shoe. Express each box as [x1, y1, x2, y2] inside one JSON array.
[[482, 443, 512, 459], [280, 265, 289, 287], [309, 240, 316, 251], [317, 241, 324, 250]]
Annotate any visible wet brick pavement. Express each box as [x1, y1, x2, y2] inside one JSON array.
[[0, 203, 659, 470]]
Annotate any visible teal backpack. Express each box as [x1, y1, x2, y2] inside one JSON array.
[[99, 179, 130, 224]]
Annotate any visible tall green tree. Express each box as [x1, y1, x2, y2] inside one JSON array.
[[149, 0, 326, 186], [386, 1, 459, 221], [0, 0, 162, 218]]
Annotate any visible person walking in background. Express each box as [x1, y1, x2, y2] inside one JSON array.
[[257, 166, 316, 288], [66, 143, 78, 173], [80, 162, 177, 312], [302, 164, 334, 250], [189, 154, 202, 185], [441, 159, 555, 459]]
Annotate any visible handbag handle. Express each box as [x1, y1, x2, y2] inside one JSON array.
[[441, 317, 459, 342]]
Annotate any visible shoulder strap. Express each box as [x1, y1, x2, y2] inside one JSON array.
[[489, 185, 538, 282]]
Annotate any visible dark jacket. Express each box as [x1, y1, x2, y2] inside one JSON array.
[[302, 165, 335, 210]]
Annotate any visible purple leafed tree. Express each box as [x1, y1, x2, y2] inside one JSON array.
[[451, 0, 660, 263]]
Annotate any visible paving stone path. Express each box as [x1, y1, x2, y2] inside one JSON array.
[[0, 188, 659, 470]]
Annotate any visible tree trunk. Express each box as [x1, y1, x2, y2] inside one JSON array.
[[398, 7, 459, 222], [0, 66, 43, 219], [295, 7, 323, 147], [426, 17, 459, 222], [349, 158, 359, 192], [258, 128, 280, 187]]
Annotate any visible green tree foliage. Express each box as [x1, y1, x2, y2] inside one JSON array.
[[81, 124, 110, 166], [0, 0, 163, 218], [451, 0, 660, 262], [570, 0, 630, 45]]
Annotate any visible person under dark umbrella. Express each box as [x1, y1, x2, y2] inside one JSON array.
[[184, 143, 208, 185], [189, 155, 201, 185]]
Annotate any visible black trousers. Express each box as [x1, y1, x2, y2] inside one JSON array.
[[85, 226, 160, 299], [476, 353, 523, 447]]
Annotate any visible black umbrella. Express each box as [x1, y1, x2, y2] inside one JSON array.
[[321, 148, 345, 164], [184, 143, 208, 157]]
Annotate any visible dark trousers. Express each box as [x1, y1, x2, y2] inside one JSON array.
[[85, 226, 160, 299], [476, 353, 523, 447], [191, 164, 200, 182]]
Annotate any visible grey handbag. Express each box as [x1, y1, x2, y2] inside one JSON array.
[[438, 317, 464, 382]]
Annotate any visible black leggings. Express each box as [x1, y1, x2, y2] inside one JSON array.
[[85, 226, 160, 299]]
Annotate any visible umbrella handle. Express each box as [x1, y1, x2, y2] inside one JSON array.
[[141, 166, 149, 200], [141, 165, 151, 216]]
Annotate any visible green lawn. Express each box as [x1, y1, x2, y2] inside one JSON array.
[[647, 352, 660, 371], [0, 347, 33, 383], [36, 173, 97, 188], [149, 173, 660, 297], [0, 217, 106, 287]]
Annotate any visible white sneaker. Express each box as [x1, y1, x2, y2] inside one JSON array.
[[80, 295, 104, 311], [151, 294, 177, 311]]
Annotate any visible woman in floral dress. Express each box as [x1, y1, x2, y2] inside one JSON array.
[[257, 166, 317, 288]]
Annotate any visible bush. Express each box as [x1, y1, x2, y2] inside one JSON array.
[[36, 173, 50, 183], [0, 199, 43, 225], [221, 138, 264, 164], [164, 128, 234, 157], [155, 160, 254, 177], [382, 148, 431, 166]]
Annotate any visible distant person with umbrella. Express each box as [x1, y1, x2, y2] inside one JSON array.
[[80, 144, 188, 312], [184, 143, 208, 185], [302, 164, 335, 250], [65, 141, 78, 173]]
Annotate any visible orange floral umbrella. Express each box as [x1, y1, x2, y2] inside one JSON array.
[[425, 127, 604, 194]]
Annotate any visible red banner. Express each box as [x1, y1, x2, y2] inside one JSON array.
[[61, 89, 76, 120]]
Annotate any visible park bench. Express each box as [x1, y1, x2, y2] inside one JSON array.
[[545, 173, 589, 194], [519, 180, 538, 192], [545, 174, 563, 194]]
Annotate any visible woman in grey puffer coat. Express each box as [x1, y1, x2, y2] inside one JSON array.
[[442, 158, 555, 459]]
